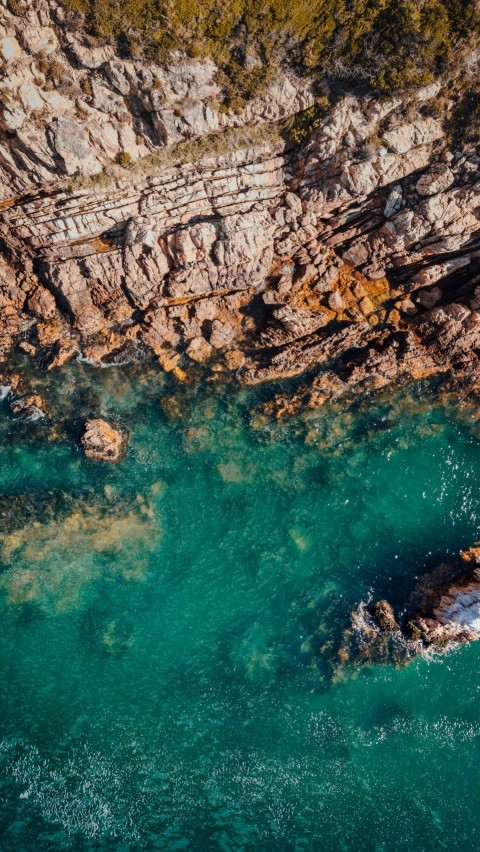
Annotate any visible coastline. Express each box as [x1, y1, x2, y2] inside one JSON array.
[[0, 2, 479, 416]]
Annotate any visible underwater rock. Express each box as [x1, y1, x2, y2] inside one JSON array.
[[0, 491, 74, 533], [80, 418, 127, 463], [0, 494, 161, 612], [346, 546, 480, 666]]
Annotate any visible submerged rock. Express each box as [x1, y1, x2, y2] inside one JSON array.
[[0, 492, 161, 612], [80, 418, 127, 463]]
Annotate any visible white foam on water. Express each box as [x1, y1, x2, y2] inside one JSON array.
[[76, 345, 145, 369], [25, 407, 45, 422], [75, 354, 98, 367], [356, 714, 480, 748], [1, 698, 478, 850], [0, 737, 146, 844]]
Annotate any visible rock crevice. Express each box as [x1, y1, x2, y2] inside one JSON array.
[[0, 0, 479, 402]]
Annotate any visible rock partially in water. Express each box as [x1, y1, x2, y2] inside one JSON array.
[[404, 546, 480, 649], [10, 393, 46, 420], [157, 348, 182, 373], [0, 372, 23, 399], [46, 339, 78, 370], [80, 418, 127, 462], [371, 600, 399, 633], [346, 546, 480, 666], [17, 341, 36, 357]]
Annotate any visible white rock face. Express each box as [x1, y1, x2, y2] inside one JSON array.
[[0, 36, 21, 62], [383, 118, 444, 153], [384, 185, 403, 218], [67, 35, 115, 69], [47, 118, 103, 176], [21, 25, 58, 55], [0, 0, 316, 197], [437, 587, 480, 633], [416, 165, 454, 196]]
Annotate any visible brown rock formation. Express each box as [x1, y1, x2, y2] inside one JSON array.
[[9, 393, 46, 419], [345, 546, 480, 666], [80, 419, 126, 462], [0, 0, 479, 412]]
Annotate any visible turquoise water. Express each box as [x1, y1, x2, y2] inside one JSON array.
[[1, 362, 480, 850]]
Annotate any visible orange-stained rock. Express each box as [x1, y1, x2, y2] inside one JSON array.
[[27, 287, 57, 320], [186, 336, 213, 364], [10, 393, 46, 419], [36, 322, 63, 347], [158, 349, 181, 372], [46, 340, 77, 370], [224, 349, 246, 371], [80, 419, 127, 463]]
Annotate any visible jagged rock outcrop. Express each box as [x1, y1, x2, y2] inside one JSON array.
[[0, 0, 480, 409], [344, 546, 480, 666]]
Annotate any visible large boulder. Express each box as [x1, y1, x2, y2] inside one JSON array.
[[81, 419, 126, 463]]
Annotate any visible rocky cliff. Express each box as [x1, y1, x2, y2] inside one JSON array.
[[1, 0, 480, 407]]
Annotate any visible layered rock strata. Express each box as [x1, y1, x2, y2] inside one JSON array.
[[0, 0, 480, 410]]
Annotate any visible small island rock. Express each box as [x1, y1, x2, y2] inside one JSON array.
[[81, 418, 126, 463]]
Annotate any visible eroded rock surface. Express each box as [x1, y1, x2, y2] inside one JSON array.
[[344, 546, 480, 666], [80, 418, 126, 462], [0, 0, 479, 412]]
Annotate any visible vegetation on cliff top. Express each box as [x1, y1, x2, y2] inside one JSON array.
[[59, 0, 480, 107]]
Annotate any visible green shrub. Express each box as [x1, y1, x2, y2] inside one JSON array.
[[283, 99, 330, 144], [58, 0, 480, 102], [36, 54, 67, 85], [116, 151, 132, 167], [80, 77, 93, 96]]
